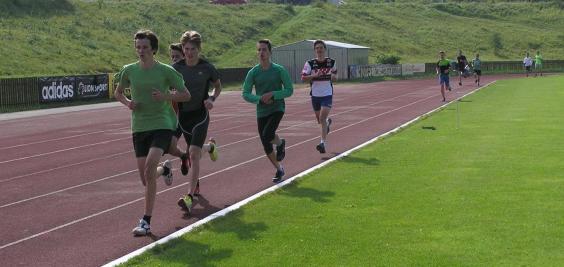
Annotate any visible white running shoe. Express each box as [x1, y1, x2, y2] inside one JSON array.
[[132, 219, 150, 236], [162, 160, 173, 186]]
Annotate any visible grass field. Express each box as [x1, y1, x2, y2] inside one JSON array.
[[119, 75, 564, 266], [1, 0, 564, 77]]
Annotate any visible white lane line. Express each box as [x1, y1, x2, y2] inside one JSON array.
[[0, 84, 405, 151], [0, 84, 406, 165], [0, 127, 130, 150], [0, 115, 248, 151], [102, 81, 496, 267], [0, 89, 424, 208], [0, 83, 476, 250], [0, 151, 132, 184], [0, 137, 131, 165], [0, 170, 137, 209]]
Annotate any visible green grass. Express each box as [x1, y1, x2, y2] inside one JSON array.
[[1, 0, 564, 77], [120, 75, 564, 266]]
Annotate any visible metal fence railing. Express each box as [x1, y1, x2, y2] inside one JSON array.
[[348, 64, 403, 79], [0, 77, 39, 113]]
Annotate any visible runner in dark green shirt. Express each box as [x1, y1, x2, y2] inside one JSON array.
[[242, 39, 293, 182]]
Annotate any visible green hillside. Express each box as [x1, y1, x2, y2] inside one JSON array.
[[1, 0, 563, 77]]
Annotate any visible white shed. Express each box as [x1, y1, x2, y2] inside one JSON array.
[[271, 40, 370, 82]]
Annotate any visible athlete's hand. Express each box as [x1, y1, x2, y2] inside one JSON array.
[[204, 99, 214, 110], [260, 92, 274, 104], [127, 100, 138, 110], [151, 89, 166, 101], [311, 71, 321, 78]]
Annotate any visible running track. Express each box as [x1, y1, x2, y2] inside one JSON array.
[[0, 75, 514, 266]]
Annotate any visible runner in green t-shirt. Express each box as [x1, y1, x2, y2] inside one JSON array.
[[436, 51, 451, 102], [115, 30, 191, 236], [535, 50, 543, 77], [242, 39, 293, 182]]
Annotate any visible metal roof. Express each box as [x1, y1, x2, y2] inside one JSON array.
[[274, 40, 370, 50]]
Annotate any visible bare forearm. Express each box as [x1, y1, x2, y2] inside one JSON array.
[[169, 90, 191, 102], [115, 87, 130, 107], [211, 80, 222, 100]]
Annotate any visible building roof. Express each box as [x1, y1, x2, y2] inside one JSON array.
[[274, 40, 369, 50]]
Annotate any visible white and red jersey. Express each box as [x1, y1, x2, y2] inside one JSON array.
[[302, 57, 337, 97]]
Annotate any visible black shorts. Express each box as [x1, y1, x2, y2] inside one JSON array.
[[178, 108, 209, 148], [132, 129, 173, 158], [525, 66, 532, 71], [257, 111, 284, 154], [474, 70, 482, 76]]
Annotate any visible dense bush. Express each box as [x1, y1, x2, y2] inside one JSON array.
[[376, 54, 401, 64]]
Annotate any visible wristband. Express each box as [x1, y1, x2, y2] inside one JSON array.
[[209, 96, 216, 102]]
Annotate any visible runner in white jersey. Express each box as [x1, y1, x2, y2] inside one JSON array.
[[523, 52, 533, 77], [301, 40, 337, 154]]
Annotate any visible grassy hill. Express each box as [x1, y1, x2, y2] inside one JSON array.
[[1, 0, 563, 77]]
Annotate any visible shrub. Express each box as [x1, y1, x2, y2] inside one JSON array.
[[376, 54, 401, 64]]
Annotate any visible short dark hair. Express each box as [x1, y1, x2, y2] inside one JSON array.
[[134, 30, 159, 55], [169, 43, 184, 56], [258, 39, 272, 52], [313, 40, 326, 49]]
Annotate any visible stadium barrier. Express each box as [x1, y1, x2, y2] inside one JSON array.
[[0, 74, 109, 113], [2, 62, 563, 113], [424, 60, 564, 74], [0, 67, 251, 113]]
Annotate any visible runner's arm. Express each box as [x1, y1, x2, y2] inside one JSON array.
[[209, 79, 222, 101], [273, 67, 294, 100], [242, 70, 260, 104]]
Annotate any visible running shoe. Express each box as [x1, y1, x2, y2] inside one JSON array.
[[132, 219, 151, 236], [276, 139, 286, 162], [327, 118, 332, 134], [316, 142, 326, 154], [162, 159, 173, 186], [208, 138, 218, 162], [177, 194, 193, 214], [180, 153, 190, 176], [273, 168, 284, 183]]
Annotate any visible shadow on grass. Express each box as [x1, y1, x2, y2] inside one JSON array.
[[422, 126, 436, 130], [281, 184, 336, 203], [207, 209, 268, 241], [340, 155, 380, 166], [133, 238, 233, 267]]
